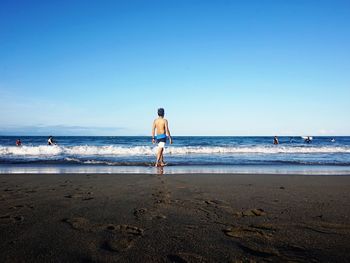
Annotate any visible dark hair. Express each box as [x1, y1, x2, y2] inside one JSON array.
[[158, 108, 164, 117]]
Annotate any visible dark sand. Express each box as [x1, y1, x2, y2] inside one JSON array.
[[0, 173, 349, 262]]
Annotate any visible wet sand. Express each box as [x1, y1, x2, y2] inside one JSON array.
[[0, 173, 349, 262]]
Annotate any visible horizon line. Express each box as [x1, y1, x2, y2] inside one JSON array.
[[0, 134, 347, 137]]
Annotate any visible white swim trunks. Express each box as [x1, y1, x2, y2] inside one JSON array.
[[158, 141, 165, 148]]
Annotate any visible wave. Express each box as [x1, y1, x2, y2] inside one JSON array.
[[1, 158, 350, 166], [1, 145, 350, 157]]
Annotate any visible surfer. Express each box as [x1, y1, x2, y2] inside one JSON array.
[[273, 136, 279, 145], [152, 108, 173, 167], [305, 136, 312, 144], [48, 136, 55, 145], [16, 139, 22, 146]]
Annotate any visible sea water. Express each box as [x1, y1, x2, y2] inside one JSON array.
[[0, 136, 349, 174]]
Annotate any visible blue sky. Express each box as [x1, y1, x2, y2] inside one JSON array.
[[0, 0, 349, 135]]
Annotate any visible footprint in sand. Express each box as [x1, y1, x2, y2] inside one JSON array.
[[102, 224, 144, 252], [204, 199, 233, 211], [235, 208, 267, 217], [298, 222, 350, 235], [9, 204, 25, 210], [65, 191, 94, 200], [224, 225, 313, 261], [276, 244, 315, 261], [13, 215, 24, 222], [133, 208, 148, 219], [103, 238, 136, 252], [62, 217, 91, 231], [152, 190, 171, 204], [63, 217, 144, 253], [105, 224, 144, 236], [64, 194, 83, 198], [134, 207, 166, 221], [0, 214, 24, 224], [238, 241, 280, 259], [0, 214, 12, 224], [239, 241, 315, 262], [185, 225, 199, 230], [154, 214, 167, 219], [204, 199, 227, 206], [25, 190, 37, 194], [223, 223, 276, 239], [8, 204, 33, 211]]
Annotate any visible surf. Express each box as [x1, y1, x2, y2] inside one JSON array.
[[1, 145, 350, 157]]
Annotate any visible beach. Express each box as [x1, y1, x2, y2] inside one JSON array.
[[1, 172, 349, 262], [2, 0, 350, 261]]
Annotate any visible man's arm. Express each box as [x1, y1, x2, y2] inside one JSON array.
[[165, 120, 173, 144], [152, 120, 156, 144]]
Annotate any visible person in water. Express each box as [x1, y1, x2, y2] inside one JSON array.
[[16, 139, 22, 146], [305, 136, 312, 144], [273, 136, 279, 145], [152, 108, 173, 167], [48, 136, 55, 145]]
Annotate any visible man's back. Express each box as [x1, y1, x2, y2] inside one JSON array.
[[154, 117, 167, 135]]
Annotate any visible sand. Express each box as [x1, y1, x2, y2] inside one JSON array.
[[0, 173, 349, 262]]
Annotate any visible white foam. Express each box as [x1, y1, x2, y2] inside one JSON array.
[[0, 145, 350, 157], [0, 145, 63, 156]]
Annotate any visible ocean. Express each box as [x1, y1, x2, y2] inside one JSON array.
[[0, 136, 350, 174]]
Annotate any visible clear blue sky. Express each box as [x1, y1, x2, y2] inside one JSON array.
[[1, 0, 349, 136]]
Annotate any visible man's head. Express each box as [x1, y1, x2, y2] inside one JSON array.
[[158, 108, 165, 117]]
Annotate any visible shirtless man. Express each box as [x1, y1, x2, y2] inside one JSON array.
[[47, 136, 55, 145], [152, 108, 173, 167]]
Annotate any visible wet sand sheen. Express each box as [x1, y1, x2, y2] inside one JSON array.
[[0, 173, 349, 262]]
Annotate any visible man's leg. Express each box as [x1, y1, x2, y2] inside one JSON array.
[[155, 147, 164, 167], [160, 150, 165, 166], [161, 154, 164, 165]]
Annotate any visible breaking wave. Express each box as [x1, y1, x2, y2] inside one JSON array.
[[1, 145, 350, 157]]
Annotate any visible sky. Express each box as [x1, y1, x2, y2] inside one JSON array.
[[0, 0, 349, 136]]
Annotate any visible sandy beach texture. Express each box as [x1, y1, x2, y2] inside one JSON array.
[[0, 173, 349, 262]]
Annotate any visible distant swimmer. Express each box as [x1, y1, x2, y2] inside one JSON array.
[[273, 136, 279, 145], [16, 139, 22, 146], [305, 136, 312, 144], [152, 108, 173, 167], [48, 136, 55, 145], [331, 138, 335, 142]]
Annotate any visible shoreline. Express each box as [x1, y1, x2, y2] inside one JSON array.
[[2, 172, 350, 176], [1, 164, 350, 175], [1, 173, 350, 262]]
